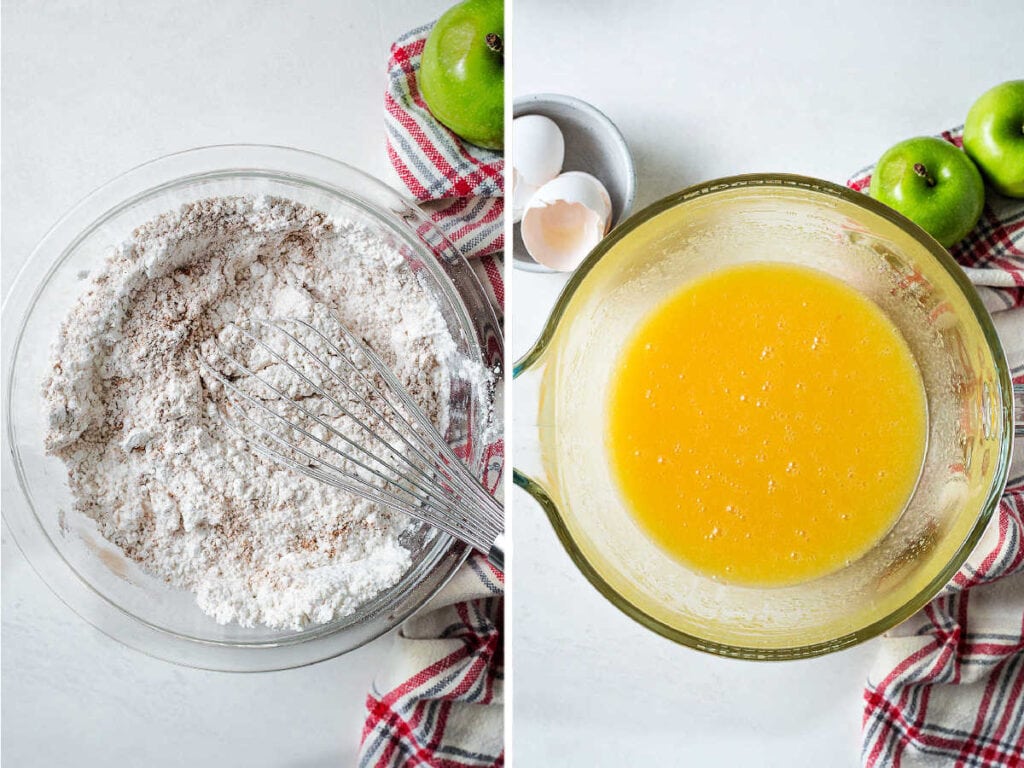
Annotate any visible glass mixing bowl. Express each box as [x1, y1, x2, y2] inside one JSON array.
[[514, 174, 1017, 660], [2, 145, 503, 671]]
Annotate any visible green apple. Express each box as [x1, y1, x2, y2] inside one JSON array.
[[420, 0, 504, 150], [963, 80, 1024, 198], [870, 137, 985, 247]]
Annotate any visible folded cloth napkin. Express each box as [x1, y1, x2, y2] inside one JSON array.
[[359, 21, 505, 768], [849, 127, 1024, 768]]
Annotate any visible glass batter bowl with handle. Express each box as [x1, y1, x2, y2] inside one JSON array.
[[2, 145, 503, 671], [514, 173, 1019, 660]]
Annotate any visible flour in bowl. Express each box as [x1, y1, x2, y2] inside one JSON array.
[[43, 195, 463, 630]]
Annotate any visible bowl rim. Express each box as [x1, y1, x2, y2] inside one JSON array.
[[513, 171, 1013, 660], [1, 143, 503, 671], [511, 92, 637, 274]]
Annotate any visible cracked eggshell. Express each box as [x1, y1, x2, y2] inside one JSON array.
[[520, 171, 613, 272], [512, 115, 565, 223]]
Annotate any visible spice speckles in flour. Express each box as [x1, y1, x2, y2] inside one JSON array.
[[43, 195, 459, 630]]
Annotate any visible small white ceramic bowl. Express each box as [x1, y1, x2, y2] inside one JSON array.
[[512, 94, 636, 273]]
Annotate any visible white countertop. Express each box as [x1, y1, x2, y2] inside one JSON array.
[[509, 1, 1022, 765], [1, 2, 451, 765]]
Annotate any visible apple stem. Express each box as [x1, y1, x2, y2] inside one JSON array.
[[913, 163, 936, 187], [486, 33, 503, 55]]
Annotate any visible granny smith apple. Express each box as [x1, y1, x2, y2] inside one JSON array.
[[420, 0, 504, 150], [870, 137, 985, 247], [963, 80, 1024, 198]]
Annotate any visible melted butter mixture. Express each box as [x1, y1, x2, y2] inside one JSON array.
[[608, 263, 927, 585]]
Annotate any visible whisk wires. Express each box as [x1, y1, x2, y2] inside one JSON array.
[[198, 315, 502, 561]]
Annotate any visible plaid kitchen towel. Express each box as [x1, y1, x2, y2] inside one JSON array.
[[358, 553, 504, 768], [360, 50, 505, 760], [385, 22, 504, 263], [849, 128, 1024, 768]]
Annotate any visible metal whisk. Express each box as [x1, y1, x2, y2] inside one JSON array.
[[198, 314, 504, 572]]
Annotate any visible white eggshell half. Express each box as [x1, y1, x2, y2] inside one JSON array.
[[512, 115, 565, 189], [520, 171, 614, 272]]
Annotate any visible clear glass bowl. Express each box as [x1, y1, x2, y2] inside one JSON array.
[[2, 145, 503, 671], [514, 174, 1013, 660]]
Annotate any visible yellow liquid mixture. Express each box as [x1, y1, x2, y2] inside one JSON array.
[[608, 263, 927, 585]]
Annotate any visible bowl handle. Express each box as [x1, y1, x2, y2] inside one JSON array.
[[511, 344, 561, 514]]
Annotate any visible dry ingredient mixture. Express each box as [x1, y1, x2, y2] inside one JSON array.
[[43, 195, 461, 630]]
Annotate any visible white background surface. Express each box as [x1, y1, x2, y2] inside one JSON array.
[[509, 1, 1022, 766], [1, 2, 450, 765], [4, 1, 1023, 766]]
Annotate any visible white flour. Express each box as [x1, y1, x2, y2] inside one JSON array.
[[43, 195, 459, 630]]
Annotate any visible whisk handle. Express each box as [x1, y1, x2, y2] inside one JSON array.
[[486, 534, 505, 573]]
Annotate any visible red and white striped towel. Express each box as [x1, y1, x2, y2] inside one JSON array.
[[849, 128, 1024, 767], [359, 553, 504, 768], [385, 22, 504, 262], [359, 20, 505, 768]]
